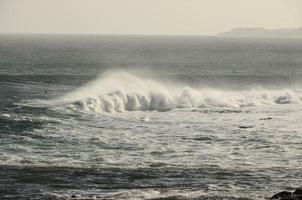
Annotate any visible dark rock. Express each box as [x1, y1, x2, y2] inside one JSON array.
[[294, 188, 302, 200], [238, 125, 254, 129], [70, 194, 81, 198], [270, 188, 302, 200], [270, 191, 293, 200], [260, 117, 272, 120]]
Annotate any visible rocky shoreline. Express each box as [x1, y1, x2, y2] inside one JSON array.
[[62, 189, 301, 200], [270, 189, 302, 200]]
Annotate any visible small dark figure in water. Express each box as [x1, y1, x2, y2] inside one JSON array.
[[44, 90, 47, 94], [270, 189, 302, 200]]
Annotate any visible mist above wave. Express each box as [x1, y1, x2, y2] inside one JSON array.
[[62, 71, 301, 112]]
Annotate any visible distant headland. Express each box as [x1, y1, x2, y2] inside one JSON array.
[[218, 27, 302, 38]]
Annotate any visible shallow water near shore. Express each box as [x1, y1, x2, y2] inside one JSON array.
[[0, 35, 301, 199]]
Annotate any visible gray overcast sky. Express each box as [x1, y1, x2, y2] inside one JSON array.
[[0, 0, 301, 35]]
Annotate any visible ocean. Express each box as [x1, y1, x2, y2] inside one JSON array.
[[0, 34, 301, 199]]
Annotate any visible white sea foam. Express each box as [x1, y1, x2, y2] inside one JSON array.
[[62, 71, 302, 112]]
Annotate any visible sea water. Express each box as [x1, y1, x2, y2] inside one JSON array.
[[0, 35, 301, 199]]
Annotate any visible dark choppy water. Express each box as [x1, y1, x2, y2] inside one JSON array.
[[0, 34, 302, 199]]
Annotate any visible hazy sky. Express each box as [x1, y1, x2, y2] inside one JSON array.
[[0, 0, 301, 35]]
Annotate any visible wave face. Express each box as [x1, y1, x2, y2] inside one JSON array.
[[63, 71, 302, 112]]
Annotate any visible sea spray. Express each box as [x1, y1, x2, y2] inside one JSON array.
[[62, 71, 301, 112]]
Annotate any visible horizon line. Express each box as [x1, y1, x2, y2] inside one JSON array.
[[0, 32, 217, 37]]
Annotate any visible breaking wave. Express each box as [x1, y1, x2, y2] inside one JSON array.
[[62, 71, 302, 112]]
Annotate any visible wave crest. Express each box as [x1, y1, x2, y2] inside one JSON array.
[[62, 71, 301, 112]]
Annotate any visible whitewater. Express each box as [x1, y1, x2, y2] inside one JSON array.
[[61, 71, 302, 113]]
